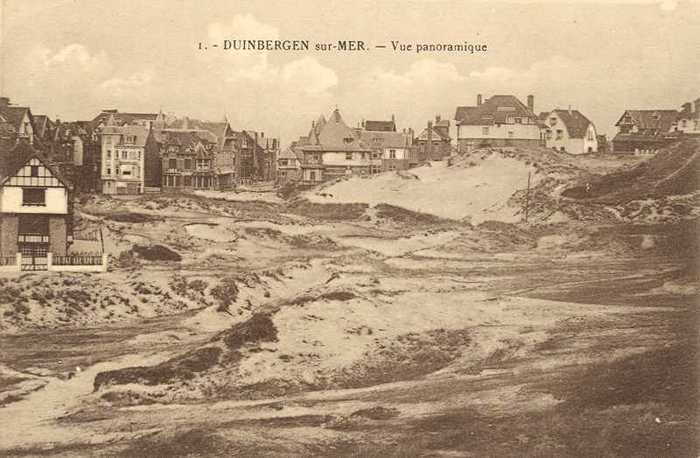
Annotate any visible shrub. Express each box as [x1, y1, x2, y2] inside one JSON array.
[[211, 277, 239, 312]]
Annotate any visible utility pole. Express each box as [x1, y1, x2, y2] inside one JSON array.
[[524, 171, 531, 223]]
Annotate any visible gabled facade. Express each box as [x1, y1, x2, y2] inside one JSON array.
[[0, 97, 35, 145], [295, 108, 375, 184], [612, 109, 681, 154], [414, 115, 451, 161], [0, 148, 71, 264], [157, 131, 217, 190], [541, 109, 598, 154], [455, 94, 542, 152], [356, 126, 414, 172], [276, 146, 301, 183]]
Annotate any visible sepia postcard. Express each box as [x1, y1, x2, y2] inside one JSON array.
[[0, 0, 698, 456]]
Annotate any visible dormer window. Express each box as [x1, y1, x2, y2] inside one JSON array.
[[343, 137, 354, 144], [549, 117, 557, 126]]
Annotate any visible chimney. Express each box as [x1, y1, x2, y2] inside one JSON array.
[[427, 120, 433, 161], [681, 102, 692, 114], [477, 94, 482, 106], [568, 105, 572, 114], [527, 95, 534, 113], [261, 132, 264, 138], [391, 114, 395, 122], [694, 99, 700, 115], [436, 114, 441, 123], [0, 97, 9, 108]]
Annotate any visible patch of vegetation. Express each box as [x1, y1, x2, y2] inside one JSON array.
[[219, 313, 278, 351], [132, 244, 182, 262], [375, 203, 453, 227], [94, 346, 222, 389], [290, 290, 357, 307], [211, 277, 239, 312], [287, 199, 369, 221]]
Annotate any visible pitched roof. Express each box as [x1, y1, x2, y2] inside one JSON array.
[[549, 109, 594, 138], [0, 140, 69, 187], [363, 119, 396, 132], [92, 110, 158, 128], [312, 108, 368, 151], [357, 129, 412, 149], [101, 124, 150, 146], [278, 146, 300, 160], [0, 105, 32, 131], [615, 110, 678, 132], [416, 125, 450, 141], [455, 95, 536, 126]]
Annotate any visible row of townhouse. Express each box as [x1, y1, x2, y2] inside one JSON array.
[[96, 110, 279, 195]]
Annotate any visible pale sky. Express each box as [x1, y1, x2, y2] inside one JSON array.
[[1, 0, 698, 144]]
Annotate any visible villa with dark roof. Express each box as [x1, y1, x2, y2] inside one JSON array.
[[295, 108, 375, 183], [612, 109, 683, 154], [540, 109, 598, 154], [454, 94, 542, 152]]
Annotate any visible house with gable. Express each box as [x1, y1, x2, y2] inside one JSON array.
[[157, 130, 218, 190], [540, 108, 598, 154], [454, 94, 542, 152], [612, 109, 681, 154], [295, 108, 375, 184], [0, 97, 35, 145], [414, 115, 451, 161], [357, 115, 414, 172]]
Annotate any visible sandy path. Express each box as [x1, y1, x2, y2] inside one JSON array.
[[0, 351, 170, 450]]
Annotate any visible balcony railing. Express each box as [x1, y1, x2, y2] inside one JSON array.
[[18, 233, 49, 243]]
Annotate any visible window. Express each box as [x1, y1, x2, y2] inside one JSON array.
[[279, 159, 288, 166], [345, 152, 353, 160], [121, 150, 128, 159], [556, 129, 563, 140], [514, 118, 522, 124], [184, 159, 192, 170], [30, 166, 39, 177], [389, 149, 396, 159], [122, 169, 131, 176], [482, 127, 490, 135], [587, 130, 594, 141], [22, 188, 46, 206], [343, 137, 354, 144], [549, 117, 557, 126], [168, 159, 177, 170], [508, 131, 514, 139], [106, 167, 111, 175], [107, 150, 111, 159]]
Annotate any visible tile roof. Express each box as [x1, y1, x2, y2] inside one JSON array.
[[101, 124, 150, 147], [92, 110, 158, 128], [0, 105, 31, 131], [0, 140, 69, 187], [615, 110, 679, 132], [548, 109, 594, 138], [357, 129, 412, 149], [416, 126, 450, 141], [455, 95, 536, 126], [363, 120, 396, 132]]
